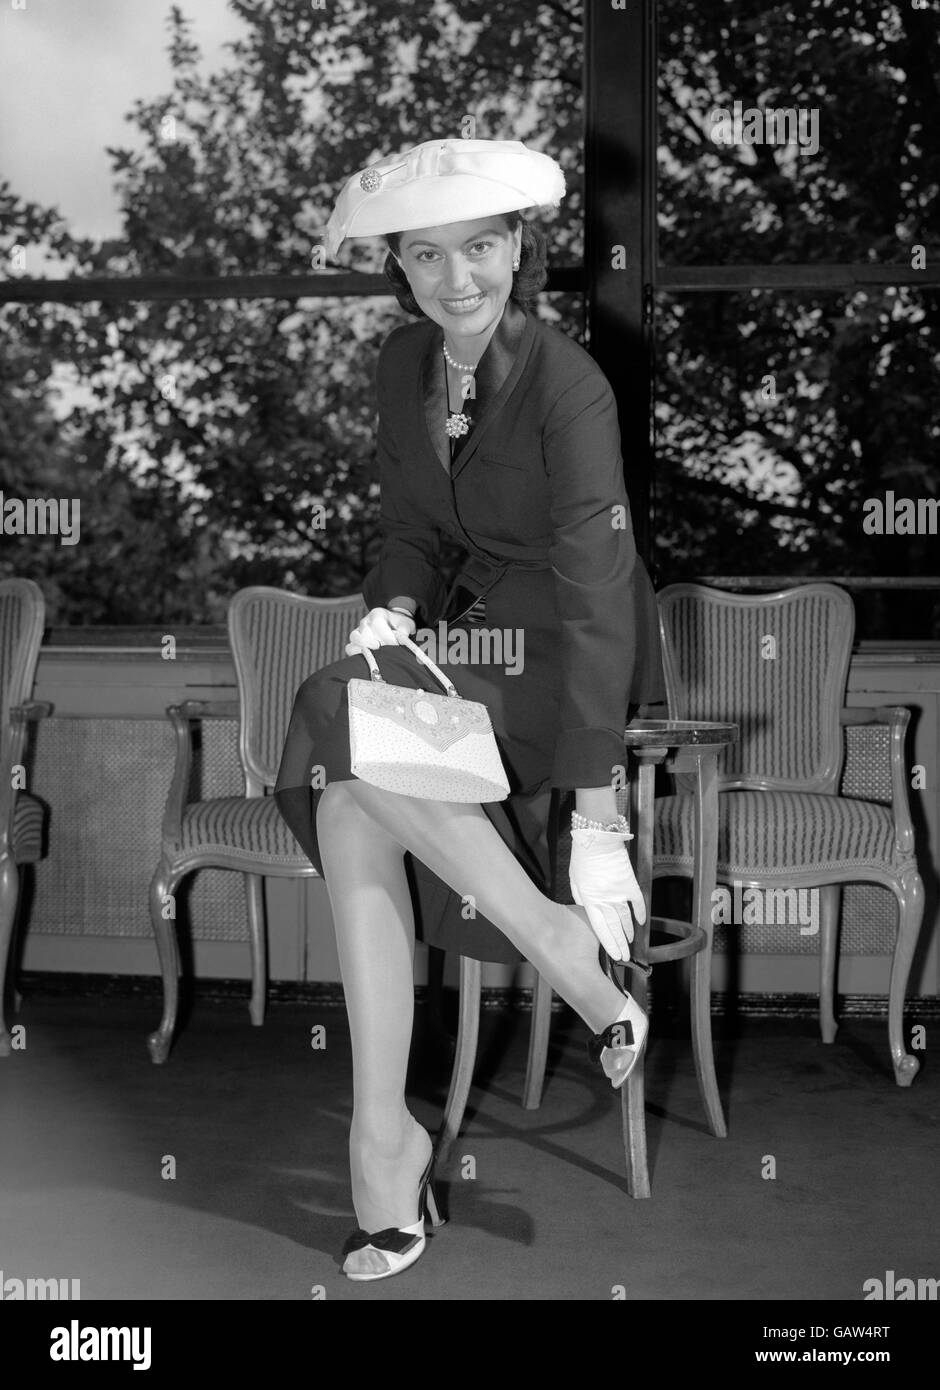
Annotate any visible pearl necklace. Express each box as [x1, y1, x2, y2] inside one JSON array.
[[443, 342, 479, 440], [443, 342, 479, 373]]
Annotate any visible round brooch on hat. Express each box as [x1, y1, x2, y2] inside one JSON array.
[[359, 167, 382, 192]]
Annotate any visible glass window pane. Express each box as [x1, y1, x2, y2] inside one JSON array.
[[0, 294, 394, 623], [657, 0, 939, 266], [652, 287, 940, 640]]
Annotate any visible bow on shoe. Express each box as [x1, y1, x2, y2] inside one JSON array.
[[342, 1227, 422, 1257], [587, 1017, 635, 1065]]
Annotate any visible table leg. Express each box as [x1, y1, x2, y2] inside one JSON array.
[[620, 755, 657, 1198], [434, 955, 482, 1172], [689, 750, 726, 1137]]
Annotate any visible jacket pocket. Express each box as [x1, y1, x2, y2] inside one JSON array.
[[479, 450, 527, 471]]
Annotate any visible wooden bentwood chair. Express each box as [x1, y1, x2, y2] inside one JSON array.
[[0, 577, 52, 1056], [147, 586, 550, 1116], [653, 583, 925, 1086]]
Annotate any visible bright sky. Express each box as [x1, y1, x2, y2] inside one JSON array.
[[0, 0, 247, 245]]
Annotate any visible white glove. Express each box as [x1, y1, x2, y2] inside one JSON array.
[[345, 606, 416, 656], [569, 821, 647, 963]]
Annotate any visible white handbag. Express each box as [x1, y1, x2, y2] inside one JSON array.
[[347, 636, 510, 802]]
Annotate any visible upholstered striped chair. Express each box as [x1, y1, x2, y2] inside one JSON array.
[[147, 587, 367, 1062], [0, 577, 51, 1056], [653, 583, 925, 1086], [147, 585, 553, 1123]]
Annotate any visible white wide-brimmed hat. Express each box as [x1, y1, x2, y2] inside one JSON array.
[[324, 138, 565, 259]]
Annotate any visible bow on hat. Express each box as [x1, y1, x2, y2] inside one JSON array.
[[323, 138, 565, 259]]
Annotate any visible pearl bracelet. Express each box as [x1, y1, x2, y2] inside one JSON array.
[[571, 811, 632, 836]]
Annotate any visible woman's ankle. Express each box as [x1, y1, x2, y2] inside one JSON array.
[[350, 1109, 424, 1155], [537, 902, 628, 1034]]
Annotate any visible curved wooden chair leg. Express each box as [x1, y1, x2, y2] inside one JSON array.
[[147, 857, 183, 1064], [889, 868, 924, 1087], [523, 971, 553, 1110], [245, 872, 267, 1027], [434, 955, 481, 1172], [818, 884, 841, 1044], [690, 939, 726, 1138], [0, 852, 20, 1058]]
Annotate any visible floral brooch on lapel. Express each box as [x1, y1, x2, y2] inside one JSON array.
[[445, 412, 472, 439]]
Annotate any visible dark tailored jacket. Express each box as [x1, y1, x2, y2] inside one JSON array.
[[360, 297, 665, 791]]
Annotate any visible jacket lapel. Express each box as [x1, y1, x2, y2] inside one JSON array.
[[421, 299, 532, 478], [420, 331, 451, 474]]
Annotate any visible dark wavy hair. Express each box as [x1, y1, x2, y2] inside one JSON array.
[[383, 212, 549, 317]]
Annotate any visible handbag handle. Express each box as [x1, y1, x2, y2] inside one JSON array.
[[356, 635, 460, 698]]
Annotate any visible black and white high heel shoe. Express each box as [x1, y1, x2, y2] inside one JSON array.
[[588, 993, 649, 1090], [342, 1154, 444, 1282]]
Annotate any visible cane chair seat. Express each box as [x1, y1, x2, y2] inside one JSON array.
[[655, 789, 899, 880], [179, 795, 310, 866]]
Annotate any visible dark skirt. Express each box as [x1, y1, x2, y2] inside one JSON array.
[[273, 566, 663, 963]]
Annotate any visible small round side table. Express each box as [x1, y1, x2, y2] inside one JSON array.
[[617, 718, 738, 1197]]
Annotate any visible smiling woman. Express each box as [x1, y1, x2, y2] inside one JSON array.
[[275, 136, 666, 1284]]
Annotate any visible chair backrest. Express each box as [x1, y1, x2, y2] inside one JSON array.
[[0, 577, 45, 731], [228, 587, 368, 792], [657, 583, 855, 793]]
